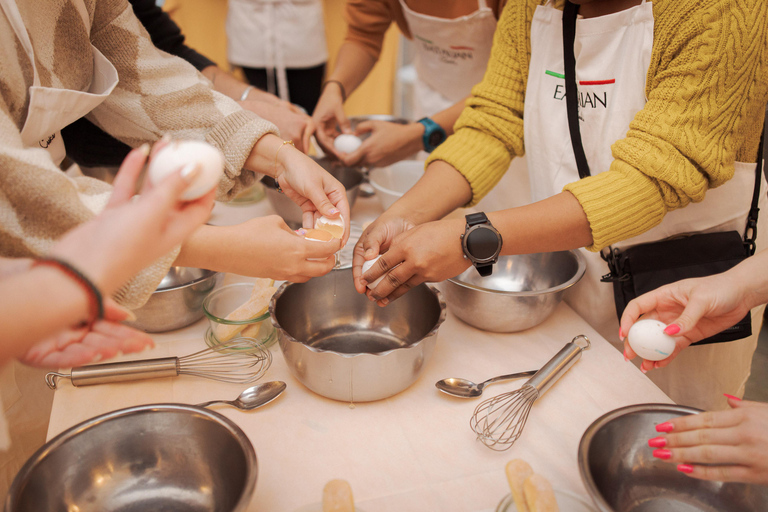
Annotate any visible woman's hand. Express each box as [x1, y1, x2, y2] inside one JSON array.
[[239, 99, 315, 153], [274, 146, 351, 245], [648, 397, 768, 485], [50, 143, 215, 295], [310, 83, 350, 160], [337, 121, 423, 168], [208, 215, 341, 282], [352, 216, 414, 293], [20, 298, 154, 369], [356, 217, 471, 305], [619, 271, 753, 373]]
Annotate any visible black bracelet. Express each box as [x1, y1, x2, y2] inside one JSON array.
[[322, 80, 347, 102], [33, 257, 105, 325]]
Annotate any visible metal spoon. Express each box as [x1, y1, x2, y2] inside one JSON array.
[[196, 381, 286, 410], [435, 370, 537, 398]]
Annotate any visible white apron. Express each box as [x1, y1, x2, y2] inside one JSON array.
[[227, 0, 328, 102], [0, 0, 118, 478], [401, 0, 530, 209], [523, 0, 767, 409]]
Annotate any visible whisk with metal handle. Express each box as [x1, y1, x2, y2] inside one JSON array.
[[44, 337, 272, 390], [470, 335, 590, 451]]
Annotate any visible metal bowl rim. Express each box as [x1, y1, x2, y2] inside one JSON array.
[[368, 163, 424, 197], [5, 403, 258, 512], [577, 402, 703, 512], [446, 250, 587, 297], [268, 276, 447, 358], [153, 268, 219, 293], [202, 282, 271, 324]]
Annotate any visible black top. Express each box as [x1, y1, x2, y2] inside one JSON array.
[[61, 0, 216, 168]]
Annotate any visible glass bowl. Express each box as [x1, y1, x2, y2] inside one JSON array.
[[203, 283, 276, 349], [495, 490, 596, 512]]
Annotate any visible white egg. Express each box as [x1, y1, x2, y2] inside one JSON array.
[[315, 214, 345, 239], [148, 140, 224, 200], [362, 255, 386, 289], [333, 134, 362, 153], [627, 319, 677, 361]]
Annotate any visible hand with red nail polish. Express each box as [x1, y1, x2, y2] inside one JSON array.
[[618, 255, 764, 371], [648, 400, 768, 485]]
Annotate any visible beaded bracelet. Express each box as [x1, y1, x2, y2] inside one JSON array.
[[273, 140, 295, 193], [322, 80, 347, 103], [33, 257, 104, 329]]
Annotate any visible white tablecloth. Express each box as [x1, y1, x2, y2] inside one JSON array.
[[47, 193, 673, 512]]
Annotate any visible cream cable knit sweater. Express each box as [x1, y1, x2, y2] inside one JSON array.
[[0, 0, 277, 308]]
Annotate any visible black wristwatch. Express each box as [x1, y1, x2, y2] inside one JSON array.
[[460, 212, 503, 277], [417, 117, 447, 153]]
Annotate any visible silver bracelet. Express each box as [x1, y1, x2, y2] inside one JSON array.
[[239, 86, 254, 102]]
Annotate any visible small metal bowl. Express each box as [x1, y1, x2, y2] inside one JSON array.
[[5, 404, 257, 512], [439, 251, 586, 333], [269, 268, 446, 402], [126, 267, 222, 333], [262, 156, 363, 229], [578, 403, 768, 512]]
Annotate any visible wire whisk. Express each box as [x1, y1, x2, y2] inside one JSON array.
[[470, 335, 590, 451], [45, 337, 272, 389]]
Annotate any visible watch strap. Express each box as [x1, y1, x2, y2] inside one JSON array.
[[466, 212, 489, 227], [475, 263, 493, 277], [417, 117, 446, 153]]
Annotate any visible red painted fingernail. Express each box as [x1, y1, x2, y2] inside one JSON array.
[[664, 324, 681, 335], [623, 350, 629, 362], [619, 327, 624, 339], [648, 437, 667, 448], [656, 422, 674, 433], [723, 393, 742, 401], [641, 366, 648, 374], [652, 449, 672, 459], [677, 464, 694, 474]]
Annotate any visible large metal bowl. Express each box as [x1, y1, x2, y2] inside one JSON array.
[[439, 250, 586, 333], [125, 267, 222, 333], [578, 403, 768, 512], [262, 156, 363, 229], [5, 404, 257, 512], [269, 268, 446, 402]]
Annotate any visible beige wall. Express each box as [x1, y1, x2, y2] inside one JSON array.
[[163, 0, 400, 116]]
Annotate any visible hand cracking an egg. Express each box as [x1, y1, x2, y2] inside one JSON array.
[[314, 214, 345, 240], [362, 255, 386, 289], [627, 319, 677, 361], [333, 134, 362, 153], [148, 140, 224, 200]]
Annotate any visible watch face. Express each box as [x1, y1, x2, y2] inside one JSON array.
[[466, 226, 501, 261], [428, 131, 445, 148]]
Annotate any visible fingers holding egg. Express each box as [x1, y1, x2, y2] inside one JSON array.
[[333, 134, 362, 154], [315, 214, 345, 240]]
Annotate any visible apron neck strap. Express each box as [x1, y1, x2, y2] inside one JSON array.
[[562, 0, 591, 178]]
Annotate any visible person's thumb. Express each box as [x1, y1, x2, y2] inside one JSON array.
[[668, 299, 708, 338], [336, 108, 352, 134]]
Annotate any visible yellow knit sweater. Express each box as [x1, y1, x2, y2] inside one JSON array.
[[427, 0, 768, 251]]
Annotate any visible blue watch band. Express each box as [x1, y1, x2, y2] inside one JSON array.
[[417, 117, 447, 153]]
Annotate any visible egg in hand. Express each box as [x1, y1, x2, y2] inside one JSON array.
[[627, 319, 677, 361], [362, 255, 386, 289], [333, 134, 362, 153], [148, 139, 224, 200]]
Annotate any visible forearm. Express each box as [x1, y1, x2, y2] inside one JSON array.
[[241, 133, 293, 177], [175, 224, 235, 273], [0, 268, 89, 361], [489, 192, 593, 255], [327, 43, 378, 98], [381, 161, 473, 225], [201, 65, 252, 101], [431, 98, 468, 136], [725, 250, 768, 310]]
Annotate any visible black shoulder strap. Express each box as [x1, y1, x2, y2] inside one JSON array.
[[562, 0, 764, 253], [563, 1, 590, 178]]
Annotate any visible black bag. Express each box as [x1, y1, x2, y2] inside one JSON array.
[[562, 1, 764, 345]]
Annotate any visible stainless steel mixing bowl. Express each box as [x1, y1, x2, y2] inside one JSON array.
[[126, 267, 222, 333], [5, 404, 257, 512], [578, 403, 768, 512], [439, 250, 586, 332], [262, 156, 363, 229], [269, 268, 446, 402]]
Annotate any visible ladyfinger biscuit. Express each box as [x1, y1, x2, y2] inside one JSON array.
[[215, 286, 276, 341], [523, 473, 559, 512], [322, 479, 355, 512], [505, 459, 534, 512]]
